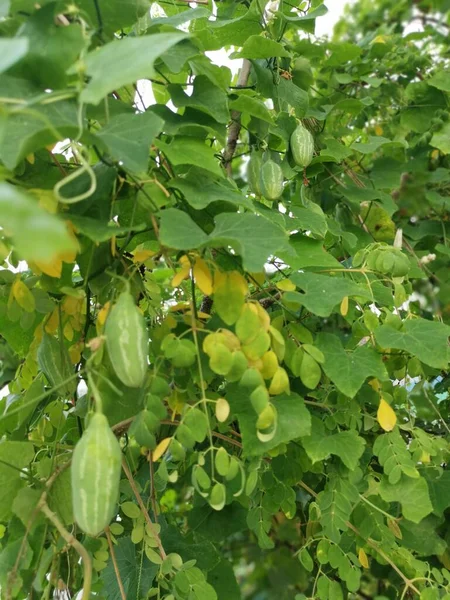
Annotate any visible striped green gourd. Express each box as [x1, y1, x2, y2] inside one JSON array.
[[259, 159, 284, 200], [247, 153, 263, 195], [105, 291, 148, 388], [290, 123, 314, 167], [37, 333, 76, 396], [71, 412, 122, 536]]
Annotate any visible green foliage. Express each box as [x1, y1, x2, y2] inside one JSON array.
[[0, 0, 449, 599]]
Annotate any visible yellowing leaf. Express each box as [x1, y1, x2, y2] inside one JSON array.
[[387, 518, 402, 539], [431, 149, 440, 160], [377, 398, 397, 432], [26, 153, 35, 164], [374, 125, 383, 136], [213, 270, 248, 325], [276, 279, 296, 292], [358, 548, 369, 569], [153, 437, 172, 462], [193, 258, 213, 296], [372, 35, 386, 44], [12, 280, 35, 312], [340, 296, 349, 316]]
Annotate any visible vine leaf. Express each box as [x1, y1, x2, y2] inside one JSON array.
[[302, 418, 365, 470], [80, 33, 187, 104], [315, 333, 388, 398], [374, 318, 450, 369], [379, 476, 433, 523]]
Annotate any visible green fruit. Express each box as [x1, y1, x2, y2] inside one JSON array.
[[105, 291, 148, 388], [290, 124, 314, 168], [247, 153, 263, 195], [259, 159, 284, 200], [71, 412, 122, 536]]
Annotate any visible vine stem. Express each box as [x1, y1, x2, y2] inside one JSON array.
[[40, 502, 92, 600], [223, 58, 252, 176], [188, 274, 215, 476], [105, 527, 126, 600], [121, 458, 167, 560], [6, 463, 71, 600], [297, 481, 421, 596]]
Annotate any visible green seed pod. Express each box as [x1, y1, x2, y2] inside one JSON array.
[[259, 159, 284, 200], [290, 124, 314, 167], [105, 291, 148, 388], [71, 413, 122, 536], [391, 252, 410, 277]]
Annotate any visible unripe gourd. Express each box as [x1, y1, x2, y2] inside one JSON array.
[[105, 290, 148, 388], [259, 159, 284, 200], [247, 153, 263, 195], [290, 123, 314, 168], [71, 412, 122, 536]]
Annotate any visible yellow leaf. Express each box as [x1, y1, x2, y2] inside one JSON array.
[[97, 302, 111, 327], [377, 398, 397, 432], [171, 266, 190, 288], [45, 308, 59, 334], [12, 280, 35, 312], [431, 149, 440, 160], [374, 125, 383, 136], [358, 548, 369, 569], [62, 295, 83, 316], [197, 311, 211, 320], [133, 249, 156, 263], [33, 258, 63, 278], [368, 378, 380, 392], [63, 321, 74, 341], [153, 437, 172, 462], [69, 342, 83, 364], [276, 279, 296, 292], [169, 302, 190, 312], [193, 258, 213, 295], [111, 236, 117, 257], [340, 296, 349, 316], [250, 271, 265, 286], [372, 35, 386, 44]]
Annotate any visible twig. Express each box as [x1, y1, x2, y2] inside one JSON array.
[[222, 59, 252, 176], [105, 528, 126, 600], [297, 481, 421, 596], [148, 453, 159, 521], [6, 463, 71, 600], [112, 417, 243, 448], [40, 502, 92, 600], [121, 458, 167, 560]]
